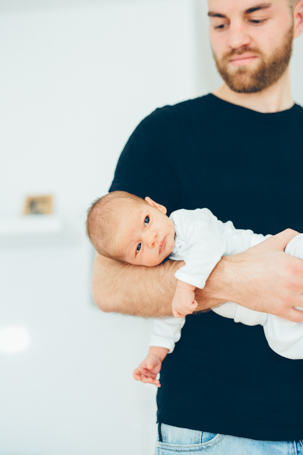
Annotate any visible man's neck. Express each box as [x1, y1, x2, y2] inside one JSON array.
[[213, 68, 294, 114]]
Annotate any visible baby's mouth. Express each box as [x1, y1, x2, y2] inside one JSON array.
[[159, 237, 166, 255]]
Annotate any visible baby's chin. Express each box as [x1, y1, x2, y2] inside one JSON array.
[[143, 258, 164, 267], [142, 254, 170, 267]]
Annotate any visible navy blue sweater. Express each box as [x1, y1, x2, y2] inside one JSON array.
[[110, 94, 303, 440]]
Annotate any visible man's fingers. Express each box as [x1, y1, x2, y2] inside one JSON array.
[[285, 307, 303, 324], [261, 229, 300, 251]]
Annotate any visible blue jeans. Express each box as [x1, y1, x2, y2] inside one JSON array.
[[155, 424, 303, 454]]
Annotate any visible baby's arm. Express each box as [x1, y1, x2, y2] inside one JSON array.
[[170, 209, 226, 317], [133, 346, 169, 387], [217, 218, 272, 255], [133, 316, 185, 386], [172, 209, 226, 290]]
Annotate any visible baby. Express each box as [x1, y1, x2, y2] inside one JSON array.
[[87, 191, 303, 387]]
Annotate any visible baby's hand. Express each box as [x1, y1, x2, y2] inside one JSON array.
[[133, 353, 162, 387], [172, 281, 197, 318], [133, 347, 169, 387]]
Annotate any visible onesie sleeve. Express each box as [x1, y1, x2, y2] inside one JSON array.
[[149, 316, 186, 353], [171, 208, 226, 289], [217, 219, 272, 255]]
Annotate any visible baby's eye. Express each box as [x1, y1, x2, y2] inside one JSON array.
[[144, 216, 150, 226], [136, 243, 141, 254]]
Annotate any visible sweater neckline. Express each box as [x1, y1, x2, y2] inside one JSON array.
[[208, 93, 298, 122]]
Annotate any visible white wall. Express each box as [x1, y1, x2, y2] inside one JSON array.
[[0, 1, 196, 454], [1, 1, 303, 454], [291, 32, 303, 104]]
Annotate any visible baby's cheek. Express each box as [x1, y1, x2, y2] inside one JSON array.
[[150, 257, 163, 267]]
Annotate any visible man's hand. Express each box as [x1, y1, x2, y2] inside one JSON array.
[[197, 229, 303, 323]]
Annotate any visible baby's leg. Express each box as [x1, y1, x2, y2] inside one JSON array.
[[285, 233, 303, 267], [264, 316, 303, 359], [212, 231, 271, 326], [212, 302, 267, 326], [285, 233, 303, 312], [213, 233, 303, 331], [263, 233, 303, 359]]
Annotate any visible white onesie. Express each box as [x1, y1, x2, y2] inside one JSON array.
[[149, 208, 303, 360]]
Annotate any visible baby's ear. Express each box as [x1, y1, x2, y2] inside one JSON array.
[[145, 196, 167, 214]]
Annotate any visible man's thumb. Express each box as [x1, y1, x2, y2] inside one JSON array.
[[263, 229, 299, 251]]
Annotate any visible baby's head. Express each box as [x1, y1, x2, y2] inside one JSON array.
[[86, 191, 175, 266]]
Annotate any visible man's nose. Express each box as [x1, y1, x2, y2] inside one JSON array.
[[227, 21, 251, 51]]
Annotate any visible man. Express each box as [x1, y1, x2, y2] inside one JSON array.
[[92, 0, 303, 453]]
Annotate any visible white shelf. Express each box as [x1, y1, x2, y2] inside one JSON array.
[[0, 215, 80, 247], [0, 215, 62, 236]]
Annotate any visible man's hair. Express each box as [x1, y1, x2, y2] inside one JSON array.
[[288, 0, 300, 12], [86, 191, 144, 260]]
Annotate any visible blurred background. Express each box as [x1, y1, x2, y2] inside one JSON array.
[[0, 1, 302, 454]]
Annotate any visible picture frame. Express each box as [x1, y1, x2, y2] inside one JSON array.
[[23, 195, 53, 215]]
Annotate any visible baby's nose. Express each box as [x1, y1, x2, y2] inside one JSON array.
[[146, 231, 157, 248]]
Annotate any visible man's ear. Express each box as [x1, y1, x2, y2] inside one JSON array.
[[145, 196, 167, 214], [294, 0, 303, 38]]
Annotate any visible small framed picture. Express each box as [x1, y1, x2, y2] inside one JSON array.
[[23, 195, 53, 215]]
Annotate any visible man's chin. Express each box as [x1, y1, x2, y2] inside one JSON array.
[[228, 80, 263, 93], [219, 68, 266, 93], [229, 85, 263, 94], [223, 80, 258, 93]]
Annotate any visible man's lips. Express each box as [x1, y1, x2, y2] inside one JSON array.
[[159, 237, 166, 255], [230, 55, 258, 66]]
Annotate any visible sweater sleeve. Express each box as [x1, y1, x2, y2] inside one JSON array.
[[109, 107, 181, 216], [171, 208, 226, 289]]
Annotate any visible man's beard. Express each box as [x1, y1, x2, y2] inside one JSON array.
[[212, 24, 294, 93]]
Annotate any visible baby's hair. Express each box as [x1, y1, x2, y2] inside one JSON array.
[[86, 191, 145, 261]]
